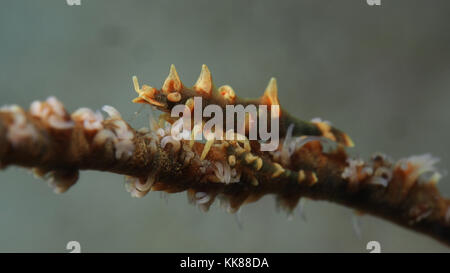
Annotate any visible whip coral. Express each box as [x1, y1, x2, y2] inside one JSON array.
[[0, 105, 37, 146], [0, 65, 449, 246]]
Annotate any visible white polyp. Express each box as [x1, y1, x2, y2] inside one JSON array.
[[115, 139, 134, 159], [369, 167, 392, 187], [223, 161, 231, 184], [29, 101, 43, 117], [46, 176, 58, 192], [47, 97, 66, 118], [214, 161, 228, 183], [72, 107, 88, 121], [0, 105, 21, 118], [46, 96, 66, 117], [376, 167, 392, 179], [102, 105, 122, 119], [131, 188, 147, 198], [214, 161, 224, 182], [87, 110, 104, 130], [46, 170, 78, 194], [362, 166, 373, 176], [195, 192, 210, 205], [29, 101, 51, 120], [160, 135, 181, 152], [112, 120, 134, 140], [8, 124, 37, 146], [124, 176, 137, 193], [397, 154, 440, 184], [30, 97, 74, 130], [72, 108, 104, 131], [1, 105, 38, 146], [342, 158, 365, 183], [370, 177, 389, 187], [50, 182, 68, 194], [156, 128, 166, 138], [213, 161, 236, 184], [124, 176, 149, 198], [48, 115, 74, 129], [289, 136, 330, 155], [93, 129, 116, 145], [135, 172, 156, 192], [31, 98, 60, 119], [104, 118, 135, 160]]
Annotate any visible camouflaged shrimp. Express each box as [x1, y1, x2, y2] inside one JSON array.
[[131, 65, 354, 159]]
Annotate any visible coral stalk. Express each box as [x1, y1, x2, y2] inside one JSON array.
[[0, 97, 449, 246]]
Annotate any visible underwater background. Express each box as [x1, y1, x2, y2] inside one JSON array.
[[0, 0, 449, 252]]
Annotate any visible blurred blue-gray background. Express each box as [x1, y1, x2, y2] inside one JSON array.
[[0, 0, 449, 252]]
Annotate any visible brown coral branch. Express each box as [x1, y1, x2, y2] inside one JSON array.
[[0, 98, 449, 247]]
